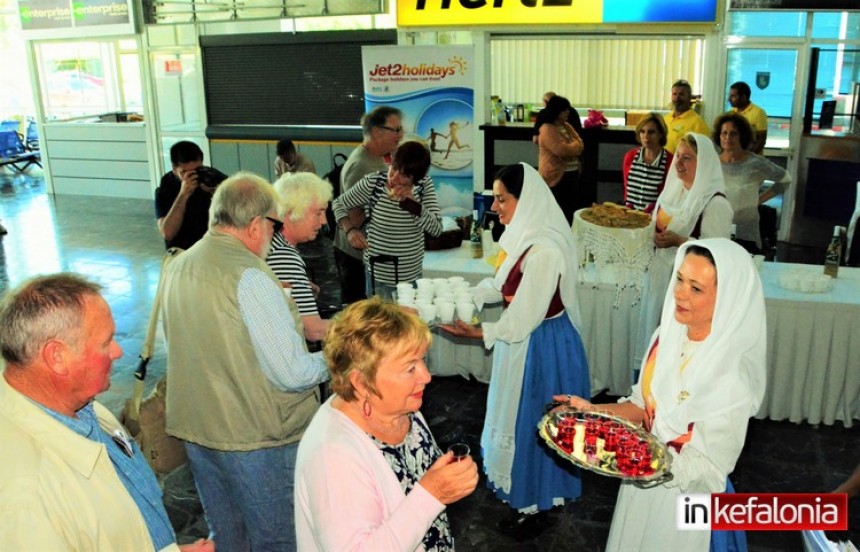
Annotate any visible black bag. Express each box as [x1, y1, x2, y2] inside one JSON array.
[[323, 153, 348, 239]]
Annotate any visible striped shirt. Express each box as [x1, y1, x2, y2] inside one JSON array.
[[625, 147, 670, 211], [332, 171, 442, 286], [266, 232, 319, 317]]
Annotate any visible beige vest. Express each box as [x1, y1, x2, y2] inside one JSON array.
[[162, 231, 319, 451]]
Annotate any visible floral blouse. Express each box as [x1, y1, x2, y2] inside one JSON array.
[[369, 414, 454, 551]]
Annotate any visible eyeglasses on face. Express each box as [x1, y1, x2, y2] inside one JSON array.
[[264, 216, 284, 234], [377, 125, 404, 134]]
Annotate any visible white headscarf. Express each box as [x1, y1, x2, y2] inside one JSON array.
[[654, 133, 726, 237], [495, 163, 583, 330], [649, 238, 767, 441]]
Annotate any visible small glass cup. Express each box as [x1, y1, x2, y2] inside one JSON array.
[[447, 442, 470, 462]]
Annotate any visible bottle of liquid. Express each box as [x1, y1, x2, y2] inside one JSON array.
[[497, 99, 506, 126], [823, 225, 842, 278], [470, 210, 483, 259]]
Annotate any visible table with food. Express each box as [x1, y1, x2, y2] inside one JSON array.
[[573, 203, 655, 305]]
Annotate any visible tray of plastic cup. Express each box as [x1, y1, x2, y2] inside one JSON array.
[[537, 408, 672, 482]]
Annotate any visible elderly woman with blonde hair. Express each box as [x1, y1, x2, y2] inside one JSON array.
[[295, 298, 478, 551], [266, 172, 333, 341]]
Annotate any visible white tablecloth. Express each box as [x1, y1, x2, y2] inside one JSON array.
[[423, 244, 860, 426], [756, 262, 860, 427]]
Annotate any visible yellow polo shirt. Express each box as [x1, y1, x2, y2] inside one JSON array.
[[663, 110, 710, 154], [732, 102, 768, 132]]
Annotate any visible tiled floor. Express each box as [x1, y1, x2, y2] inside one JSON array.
[[1, 169, 856, 550]]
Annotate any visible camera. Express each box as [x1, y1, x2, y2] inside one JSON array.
[[195, 166, 228, 188]]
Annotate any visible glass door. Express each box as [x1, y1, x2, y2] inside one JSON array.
[[724, 47, 801, 150]]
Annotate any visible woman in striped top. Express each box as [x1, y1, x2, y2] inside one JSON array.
[[622, 114, 673, 213], [332, 141, 442, 299]]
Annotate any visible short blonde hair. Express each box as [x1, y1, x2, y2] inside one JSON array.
[[634, 113, 668, 147], [324, 297, 431, 401], [273, 172, 333, 223]]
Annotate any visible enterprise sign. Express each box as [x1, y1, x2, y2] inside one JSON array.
[[18, 0, 135, 37], [397, 0, 718, 26]]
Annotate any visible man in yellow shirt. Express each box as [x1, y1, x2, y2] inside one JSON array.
[[0, 274, 212, 552], [729, 81, 768, 154], [663, 79, 710, 154]]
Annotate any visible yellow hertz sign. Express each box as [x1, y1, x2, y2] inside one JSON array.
[[397, 0, 603, 26]]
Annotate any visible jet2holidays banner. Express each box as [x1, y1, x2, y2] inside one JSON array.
[[362, 45, 475, 215]]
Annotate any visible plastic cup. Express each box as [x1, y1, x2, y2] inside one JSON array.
[[455, 292, 472, 304], [447, 276, 465, 285], [447, 442, 470, 462], [416, 278, 433, 290], [437, 302, 455, 324], [456, 302, 474, 323], [752, 254, 765, 271], [418, 303, 437, 323], [396, 287, 415, 302]]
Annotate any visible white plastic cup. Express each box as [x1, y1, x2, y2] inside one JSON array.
[[418, 303, 437, 323], [396, 286, 415, 303], [452, 281, 471, 293], [416, 278, 433, 290], [456, 302, 475, 323], [397, 294, 415, 307], [455, 292, 472, 304], [752, 255, 765, 271], [814, 275, 831, 293], [437, 302, 455, 324], [447, 276, 465, 285]]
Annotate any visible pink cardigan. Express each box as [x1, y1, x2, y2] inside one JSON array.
[[294, 397, 446, 551], [538, 122, 584, 187]]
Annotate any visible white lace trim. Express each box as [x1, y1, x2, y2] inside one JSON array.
[[573, 212, 655, 307]]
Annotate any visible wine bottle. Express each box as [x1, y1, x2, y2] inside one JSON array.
[[470, 210, 483, 259], [823, 225, 841, 278]]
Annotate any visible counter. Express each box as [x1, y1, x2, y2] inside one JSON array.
[[43, 121, 153, 198], [478, 123, 637, 190]]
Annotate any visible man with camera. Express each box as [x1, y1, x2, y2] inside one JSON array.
[[155, 141, 227, 250]]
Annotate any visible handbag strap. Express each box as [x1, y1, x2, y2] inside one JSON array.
[[130, 247, 183, 415]]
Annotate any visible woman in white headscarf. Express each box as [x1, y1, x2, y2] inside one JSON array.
[[633, 133, 734, 374], [558, 238, 767, 551], [441, 163, 590, 535]]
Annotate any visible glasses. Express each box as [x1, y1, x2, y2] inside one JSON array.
[[264, 216, 283, 234], [377, 125, 404, 134]]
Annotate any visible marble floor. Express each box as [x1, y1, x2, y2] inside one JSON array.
[[0, 169, 856, 551]]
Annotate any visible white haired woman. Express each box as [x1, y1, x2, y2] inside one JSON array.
[[266, 172, 333, 342]]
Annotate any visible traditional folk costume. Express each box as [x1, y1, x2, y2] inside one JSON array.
[[480, 163, 591, 511], [634, 133, 733, 373], [607, 239, 766, 551]]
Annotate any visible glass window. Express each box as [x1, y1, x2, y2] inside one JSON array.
[[726, 11, 806, 38], [36, 40, 142, 121], [810, 47, 860, 132], [726, 48, 798, 149], [812, 12, 860, 40]]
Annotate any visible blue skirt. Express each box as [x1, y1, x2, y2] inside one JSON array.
[[710, 479, 748, 552], [490, 312, 591, 511]]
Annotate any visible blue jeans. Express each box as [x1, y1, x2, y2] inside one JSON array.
[[184, 441, 299, 552]]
